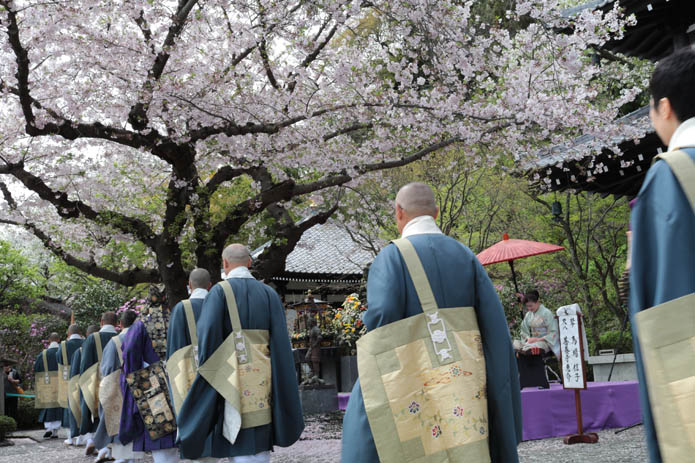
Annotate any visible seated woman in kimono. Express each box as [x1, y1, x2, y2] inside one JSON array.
[[513, 290, 558, 389], [513, 290, 558, 354]]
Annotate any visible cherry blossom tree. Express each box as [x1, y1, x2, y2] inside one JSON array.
[[0, 0, 641, 305]]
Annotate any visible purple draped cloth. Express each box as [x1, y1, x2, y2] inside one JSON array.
[[118, 320, 177, 451]]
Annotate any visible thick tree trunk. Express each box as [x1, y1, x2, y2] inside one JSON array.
[[155, 242, 189, 309]]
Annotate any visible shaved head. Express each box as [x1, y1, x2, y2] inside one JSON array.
[[189, 268, 211, 290], [67, 324, 82, 336], [395, 182, 438, 218], [48, 332, 60, 343], [222, 243, 252, 275], [223, 244, 250, 265]]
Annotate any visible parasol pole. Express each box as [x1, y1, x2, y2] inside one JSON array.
[[508, 260, 523, 318]]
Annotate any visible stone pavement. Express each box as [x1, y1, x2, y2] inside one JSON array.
[[0, 413, 646, 463]]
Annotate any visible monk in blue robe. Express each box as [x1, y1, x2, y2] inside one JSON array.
[[34, 332, 63, 439], [68, 324, 98, 448], [342, 182, 522, 463], [177, 244, 304, 462], [119, 320, 178, 463], [80, 312, 119, 456], [93, 310, 141, 463], [165, 268, 212, 460], [56, 324, 84, 446], [630, 48, 695, 463]]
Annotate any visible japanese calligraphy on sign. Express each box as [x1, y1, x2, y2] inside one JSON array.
[[558, 313, 586, 389]]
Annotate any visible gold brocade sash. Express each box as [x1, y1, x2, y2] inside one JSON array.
[[99, 336, 124, 437], [68, 373, 82, 424], [57, 341, 70, 408], [78, 333, 104, 418], [198, 280, 272, 431], [35, 349, 60, 409], [357, 238, 490, 463], [635, 150, 695, 462], [166, 299, 199, 415]]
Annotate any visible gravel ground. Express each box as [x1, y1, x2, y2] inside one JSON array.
[[1, 413, 646, 463]]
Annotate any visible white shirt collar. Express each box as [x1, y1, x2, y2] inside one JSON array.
[[100, 324, 117, 334], [68, 334, 84, 341], [401, 215, 443, 238], [48, 341, 60, 349], [119, 327, 130, 337], [190, 287, 209, 299], [225, 266, 255, 280], [668, 117, 695, 151]]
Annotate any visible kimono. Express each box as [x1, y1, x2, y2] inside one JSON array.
[[93, 328, 142, 461], [629, 117, 695, 463], [517, 305, 559, 354], [79, 328, 118, 434], [34, 344, 63, 425], [177, 269, 304, 460], [342, 216, 522, 463], [56, 336, 84, 432]]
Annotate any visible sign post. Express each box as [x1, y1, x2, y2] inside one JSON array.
[[557, 309, 599, 444]]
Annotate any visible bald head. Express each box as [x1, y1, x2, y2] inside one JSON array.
[[222, 243, 252, 274], [396, 182, 438, 218], [395, 182, 438, 233], [189, 268, 211, 290], [67, 324, 82, 336], [48, 332, 60, 343]]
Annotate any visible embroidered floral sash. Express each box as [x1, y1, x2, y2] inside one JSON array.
[[198, 280, 272, 444], [166, 299, 200, 415], [35, 349, 60, 409], [78, 333, 103, 418], [357, 238, 490, 463], [99, 335, 124, 437], [57, 341, 70, 408]]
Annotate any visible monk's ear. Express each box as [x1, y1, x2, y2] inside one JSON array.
[[658, 97, 676, 122]]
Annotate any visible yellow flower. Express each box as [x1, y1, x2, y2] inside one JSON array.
[[335, 313, 341, 319]]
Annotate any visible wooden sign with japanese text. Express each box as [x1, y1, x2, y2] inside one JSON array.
[[558, 313, 587, 389]]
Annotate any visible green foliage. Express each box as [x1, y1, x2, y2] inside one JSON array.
[[0, 311, 68, 387], [0, 240, 45, 309], [598, 329, 633, 354], [16, 397, 40, 430], [0, 415, 17, 439], [70, 279, 133, 327]]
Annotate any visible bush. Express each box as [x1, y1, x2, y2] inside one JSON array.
[[15, 397, 41, 430], [0, 311, 68, 387], [0, 240, 45, 309], [598, 329, 633, 354], [70, 279, 132, 327], [0, 415, 17, 440]]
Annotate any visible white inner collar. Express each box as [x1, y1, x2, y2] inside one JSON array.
[[401, 215, 443, 238]]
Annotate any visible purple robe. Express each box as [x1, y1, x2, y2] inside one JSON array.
[[118, 321, 177, 451]]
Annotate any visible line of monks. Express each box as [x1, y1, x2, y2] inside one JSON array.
[[34, 243, 304, 463]]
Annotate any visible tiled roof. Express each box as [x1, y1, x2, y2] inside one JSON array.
[[523, 106, 663, 196], [525, 106, 653, 171], [252, 220, 374, 276]]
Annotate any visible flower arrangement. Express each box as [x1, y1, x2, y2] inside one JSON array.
[[331, 293, 367, 355]]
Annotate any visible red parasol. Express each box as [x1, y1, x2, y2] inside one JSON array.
[[477, 233, 564, 297]]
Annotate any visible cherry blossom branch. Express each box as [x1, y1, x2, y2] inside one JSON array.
[[128, 0, 200, 130], [0, 181, 159, 285], [1, 161, 157, 246]]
